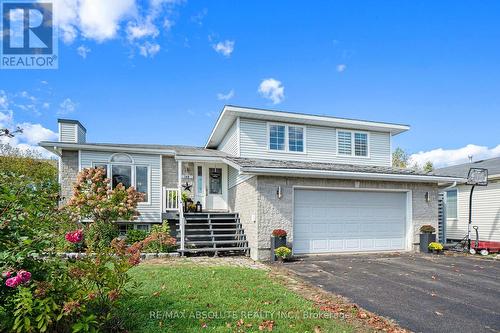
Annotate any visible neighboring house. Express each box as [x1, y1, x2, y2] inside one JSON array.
[[40, 106, 463, 260], [437, 157, 500, 242]]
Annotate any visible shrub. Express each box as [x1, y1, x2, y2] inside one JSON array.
[[274, 246, 292, 260], [420, 225, 436, 234], [272, 229, 287, 238], [428, 242, 444, 251], [126, 229, 149, 245]]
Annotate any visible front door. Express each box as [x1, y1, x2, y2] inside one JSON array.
[[194, 163, 227, 211]]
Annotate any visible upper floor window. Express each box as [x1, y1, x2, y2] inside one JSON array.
[[446, 190, 458, 219], [268, 123, 305, 153], [337, 130, 369, 157]]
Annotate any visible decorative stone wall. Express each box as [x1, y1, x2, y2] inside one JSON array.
[[60, 150, 79, 204], [254, 176, 439, 260]]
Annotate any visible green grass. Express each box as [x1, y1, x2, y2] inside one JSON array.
[[118, 264, 353, 332]]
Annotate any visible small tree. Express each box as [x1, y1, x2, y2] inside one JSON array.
[[423, 161, 434, 173], [392, 147, 410, 169], [67, 167, 143, 250]]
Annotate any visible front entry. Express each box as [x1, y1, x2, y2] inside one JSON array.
[[194, 163, 228, 211]]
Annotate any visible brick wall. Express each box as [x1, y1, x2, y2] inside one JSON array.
[[60, 150, 79, 204], [228, 176, 259, 260], [255, 176, 439, 260]]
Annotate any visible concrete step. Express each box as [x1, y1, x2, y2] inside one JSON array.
[[185, 240, 248, 245], [179, 247, 249, 253]]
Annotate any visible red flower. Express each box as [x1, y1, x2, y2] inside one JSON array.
[[17, 270, 31, 283], [272, 229, 287, 237], [5, 276, 21, 288], [65, 229, 84, 243]]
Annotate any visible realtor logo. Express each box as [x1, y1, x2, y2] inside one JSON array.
[[1, 1, 58, 69]]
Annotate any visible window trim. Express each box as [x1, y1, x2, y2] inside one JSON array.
[[91, 161, 151, 205], [445, 188, 459, 220], [266, 122, 307, 154], [335, 129, 370, 158]]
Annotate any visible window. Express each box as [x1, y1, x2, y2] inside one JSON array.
[[446, 190, 458, 219], [111, 165, 132, 189], [337, 130, 369, 157], [118, 224, 133, 236], [269, 124, 286, 151], [288, 126, 304, 152], [197, 166, 203, 194], [111, 153, 133, 163], [354, 133, 368, 157], [209, 168, 222, 194], [136, 224, 150, 232], [268, 123, 305, 153], [135, 166, 149, 202], [337, 131, 352, 155]]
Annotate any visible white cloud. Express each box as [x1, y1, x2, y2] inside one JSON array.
[[77, 45, 91, 58], [0, 111, 56, 157], [126, 18, 159, 40], [258, 78, 285, 104], [0, 91, 8, 110], [212, 40, 234, 57], [58, 98, 77, 115], [138, 42, 161, 57], [217, 89, 234, 101], [337, 64, 347, 72], [42, 102, 50, 109], [410, 144, 500, 168]]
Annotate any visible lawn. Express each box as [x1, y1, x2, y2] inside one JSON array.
[[118, 261, 354, 332]]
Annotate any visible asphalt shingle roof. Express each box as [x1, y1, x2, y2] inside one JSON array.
[[436, 157, 500, 178], [225, 156, 457, 178]]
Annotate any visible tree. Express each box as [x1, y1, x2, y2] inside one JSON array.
[[392, 147, 410, 168], [423, 161, 434, 173], [0, 144, 57, 182]]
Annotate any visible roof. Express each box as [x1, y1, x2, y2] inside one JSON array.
[[436, 156, 500, 178], [205, 105, 411, 148], [39, 141, 229, 158], [58, 119, 87, 132], [226, 156, 464, 183]]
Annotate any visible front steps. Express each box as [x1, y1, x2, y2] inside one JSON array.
[[176, 212, 249, 256]]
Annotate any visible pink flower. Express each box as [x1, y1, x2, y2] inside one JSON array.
[[5, 276, 21, 288], [17, 270, 31, 283], [65, 229, 83, 243], [1, 271, 12, 279]]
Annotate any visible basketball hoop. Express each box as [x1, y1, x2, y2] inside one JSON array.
[[467, 168, 488, 186]]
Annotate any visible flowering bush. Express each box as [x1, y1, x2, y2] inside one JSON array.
[[428, 242, 444, 251], [0, 168, 144, 332], [272, 229, 287, 238]]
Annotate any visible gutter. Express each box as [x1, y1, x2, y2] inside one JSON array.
[[240, 167, 466, 183], [39, 142, 176, 155]]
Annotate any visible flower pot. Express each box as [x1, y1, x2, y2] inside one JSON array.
[[270, 236, 287, 262], [420, 233, 436, 253]]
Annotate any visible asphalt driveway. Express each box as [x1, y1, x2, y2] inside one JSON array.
[[285, 253, 500, 333]]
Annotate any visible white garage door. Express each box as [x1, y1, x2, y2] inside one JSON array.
[[293, 189, 408, 254]]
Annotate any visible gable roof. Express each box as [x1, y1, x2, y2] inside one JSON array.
[[226, 156, 465, 183], [205, 105, 410, 149], [436, 156, 500, 178]]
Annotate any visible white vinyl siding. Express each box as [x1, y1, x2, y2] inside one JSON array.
[[218, 119, 239, 156], [228, 165, 254, 189], [445, 181, 500, 242], [60, 123, 77, 143], [80, 150, 162, 224], [239, 118, 391, 166], [77, 126, 86, 143]]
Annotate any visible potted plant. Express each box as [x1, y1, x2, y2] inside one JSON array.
[[428, 242, 444, 254], [270, 229, 288, 262], [419, 224, 436, 253], [274, 246, 292, 262]]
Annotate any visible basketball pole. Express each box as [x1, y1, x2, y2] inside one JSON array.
[[467, 184, 476, 251]]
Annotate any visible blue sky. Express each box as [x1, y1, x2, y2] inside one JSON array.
[[1, 0, 500, 167]]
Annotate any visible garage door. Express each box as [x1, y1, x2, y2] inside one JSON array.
[[293, 189, 407, 254]]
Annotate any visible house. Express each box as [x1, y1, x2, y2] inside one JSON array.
[[40, 105, 464, 260], [437, 157, 500, 243]]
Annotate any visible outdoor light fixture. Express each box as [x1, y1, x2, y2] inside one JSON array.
[[277, 186, 282, 199], [466, 168, 489, 251], [425, 192, 431, 202]]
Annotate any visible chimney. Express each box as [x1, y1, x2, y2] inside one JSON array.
[[58, 119, 86, 143], [468, 155, 473, 163]]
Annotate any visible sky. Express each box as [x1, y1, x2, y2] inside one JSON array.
[[1, 0, 500, 168]]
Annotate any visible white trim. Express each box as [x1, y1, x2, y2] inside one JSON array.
[[266, 122, 306, 154], [74, 125, 78, 144], [39, 142, 176, 155], [291, 186, 413, 253], [242, 167, 465, 183], [78, 150, 81, 171], [109, 152, 134, 164], [236, 117, 241, 157], [228, 174, 255, 190], [175, 155, 226, 162], [205, 105, 410, 148], [336, 129, 370, 158]]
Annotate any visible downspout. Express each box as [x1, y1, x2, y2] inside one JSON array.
[[441, 181, 457, 192]]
